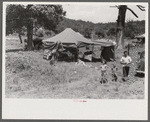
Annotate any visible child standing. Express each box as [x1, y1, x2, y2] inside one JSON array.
[[120, 51, 132, 81], [100, 59, 108, 84], [111, 63, 118, 82]]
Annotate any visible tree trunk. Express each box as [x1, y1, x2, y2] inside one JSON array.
[[27, 19, 34, 50], [116, 5, 127, 49]]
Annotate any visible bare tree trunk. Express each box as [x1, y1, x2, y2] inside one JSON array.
[[27, 19, 34, 50], [116, 5, 127, 49], [116, 28, 121, 49], [118, 28, 124, 49]]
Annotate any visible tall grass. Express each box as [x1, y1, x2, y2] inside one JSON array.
[[5, 51, 89, 94], [5, 47, 145, 99]]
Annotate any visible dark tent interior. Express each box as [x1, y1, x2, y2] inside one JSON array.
[[101, 46, 114, 62]]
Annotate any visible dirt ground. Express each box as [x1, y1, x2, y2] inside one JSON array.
[[5, 36, 145, 99]]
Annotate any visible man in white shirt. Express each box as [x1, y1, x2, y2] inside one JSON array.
[[120, 51, 132, 80]]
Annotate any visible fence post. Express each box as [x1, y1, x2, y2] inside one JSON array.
[[128, 44, 130, 55]]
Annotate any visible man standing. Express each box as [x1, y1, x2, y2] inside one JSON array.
[[120, 51, 132, 81]]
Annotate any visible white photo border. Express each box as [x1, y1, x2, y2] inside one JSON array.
[[2, 2, 149, 120]]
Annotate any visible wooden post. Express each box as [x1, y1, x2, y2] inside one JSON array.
[[128, 44, 130, 55], [127, 38, 130, 55]]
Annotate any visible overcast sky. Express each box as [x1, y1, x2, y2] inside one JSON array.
[[4, 2, 147, 24], [62, 3, 146, 23]]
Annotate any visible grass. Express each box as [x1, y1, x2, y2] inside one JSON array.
[[5, 36, 145, 99]]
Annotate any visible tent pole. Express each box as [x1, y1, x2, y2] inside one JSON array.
[[114, 45, 115, 61], [77, 46, 79, 62], [92, 44, 94, 62]]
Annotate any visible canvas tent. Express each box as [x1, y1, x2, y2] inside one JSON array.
[[135, 33, 145, 45], [42, 28, 93, 48], [92, 39, 115, 61], [42, 28, 115, 62], [42, 28, 94, 61]]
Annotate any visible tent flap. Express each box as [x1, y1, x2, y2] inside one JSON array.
[[43, 42, 58, 50], [92, 39, 114, 47], [101, 46, 114, 61]]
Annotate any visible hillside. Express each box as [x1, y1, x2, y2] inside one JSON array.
[[10, 17, 145, 42], [56, 17, 145, 39]]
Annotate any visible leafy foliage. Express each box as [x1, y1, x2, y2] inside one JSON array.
[[6, 4, 66, 50], [56, 17, 145, 39], [6, 4, 145, 47], [107, 27, 116, 37], [125, 19, 145, 39]]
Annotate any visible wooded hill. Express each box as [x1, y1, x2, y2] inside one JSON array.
[[55, 17, 145, 40], [9, 17, 145, 41]]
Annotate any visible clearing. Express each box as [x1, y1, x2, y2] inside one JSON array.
[[5, 36, 145, 99]]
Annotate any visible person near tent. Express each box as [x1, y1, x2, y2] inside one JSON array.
[[100, 59, 108, 84], [136, 52, 141, 70], [111, 63, 118, 82], [135, 51, 145, 77], [120, 51, 132, 81]]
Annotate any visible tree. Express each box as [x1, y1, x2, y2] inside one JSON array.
[[95, 28, 105, 39], [124, 19, 137, 39], [107, 27, 116, 37], [111, 5, 145, 49], [6, 5, 25, 43], [82, 27, 93, 39], [6, 4, 66, 50]]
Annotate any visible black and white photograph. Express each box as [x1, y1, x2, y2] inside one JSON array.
[[2, 1, 148, 120]]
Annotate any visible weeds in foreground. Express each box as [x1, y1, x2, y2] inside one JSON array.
[[5, 50, 145, 99]]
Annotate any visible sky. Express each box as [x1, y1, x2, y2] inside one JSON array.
[[4, 2, 147, 24], [62, 3, 146, 23]]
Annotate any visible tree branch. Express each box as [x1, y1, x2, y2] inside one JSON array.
[[137, 5, 145, 8], [110, 5, 119, 9], [137, 5, 145, 11], [127, 7, 138, 18]]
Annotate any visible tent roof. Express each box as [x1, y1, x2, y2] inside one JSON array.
[[42, 28, 93, 45], [135, 34, 145, 38]]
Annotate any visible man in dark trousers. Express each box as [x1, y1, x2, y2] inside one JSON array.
[[120, 51, 132, 81]]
